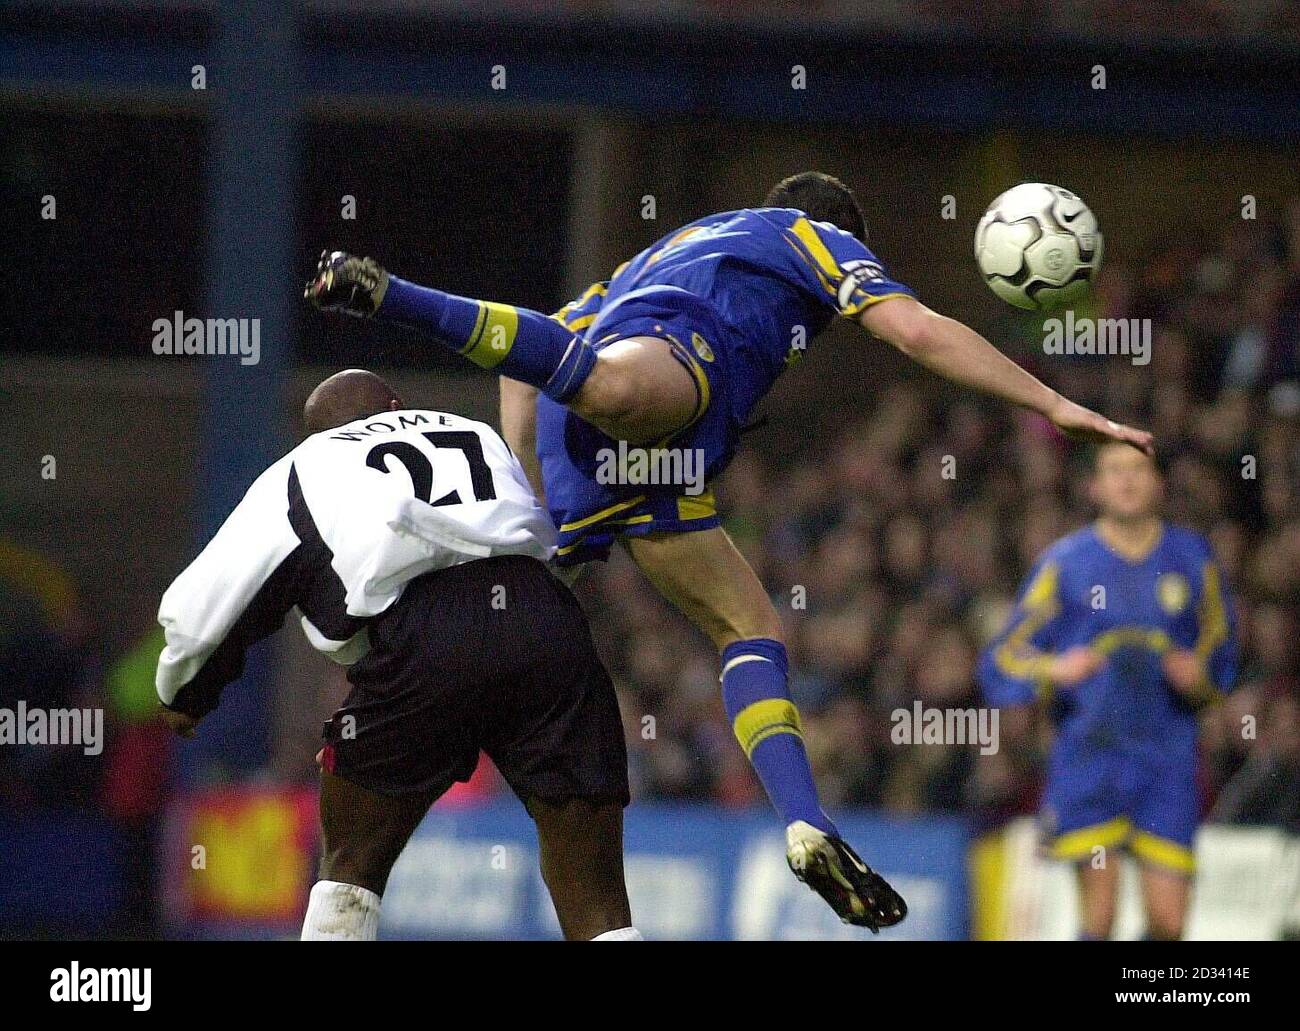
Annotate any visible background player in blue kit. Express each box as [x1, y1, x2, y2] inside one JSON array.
[[979, 442, 1237, 940], [308, 171, 1153, 930]]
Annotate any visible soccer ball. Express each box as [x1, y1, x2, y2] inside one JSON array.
[[974, 182, 1103, 311]]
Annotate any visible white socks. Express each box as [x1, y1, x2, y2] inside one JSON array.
[[591, 926, 644, 941], [301, 880, 381, 941], [300, 880, 640, 942]]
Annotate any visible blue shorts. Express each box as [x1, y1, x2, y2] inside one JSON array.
[[537, 287, 745, 565], [1041, 749, 1199, 874]]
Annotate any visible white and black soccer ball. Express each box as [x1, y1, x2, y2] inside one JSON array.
[[974, 182, 1103, 311]]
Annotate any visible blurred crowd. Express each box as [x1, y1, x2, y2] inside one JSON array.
[[583, 200, 1300, 834]]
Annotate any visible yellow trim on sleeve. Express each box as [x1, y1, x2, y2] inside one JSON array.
[[843, 290, 912, 317], [993, 562, 1059, 681], [732, 698, 803, 758]]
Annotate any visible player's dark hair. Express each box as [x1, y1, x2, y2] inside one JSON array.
[[764, 172, 867, 243]]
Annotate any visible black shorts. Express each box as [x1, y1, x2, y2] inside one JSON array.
[[321, 555, 628, 807]]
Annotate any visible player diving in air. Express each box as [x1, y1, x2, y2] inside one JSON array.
[[307, 171, 1154, 930], [157, 370, 639, 941]]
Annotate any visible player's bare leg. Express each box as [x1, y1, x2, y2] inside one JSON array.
[[623, 527, 782, 646], [303, 768, 440, 940], [623, 528, 906, 930], [567, 337, 698, 444], [1138, 864, 1190, 941], [499, 335, 695, 467], [307, 255, 696, 430], [528, 797, 637, 941], [1074, 858, 1120, 940]]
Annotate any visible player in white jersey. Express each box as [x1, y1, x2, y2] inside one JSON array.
[[156, 370, 639, 941]]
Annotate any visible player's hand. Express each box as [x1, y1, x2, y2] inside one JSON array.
[[1047, 395, 1154, 456], [1162, 649, 1209, 695], [304, 250, 390, 317], [158, 704, 200, 738], [1047, 646, 1105, 686]]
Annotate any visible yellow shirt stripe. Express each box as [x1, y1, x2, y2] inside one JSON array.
[[788, 216, 842, 288]]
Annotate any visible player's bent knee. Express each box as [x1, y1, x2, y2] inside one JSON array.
[[583, 359, 642, 425]]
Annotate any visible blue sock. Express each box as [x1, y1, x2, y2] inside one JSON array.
[[721, 638, 835, 835], [379, 276, 596, 403]]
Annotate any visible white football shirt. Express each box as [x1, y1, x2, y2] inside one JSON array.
[[156, 409, 556, 715]]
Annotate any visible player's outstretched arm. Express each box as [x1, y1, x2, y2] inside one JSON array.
[[859, 296, 1153, 455]]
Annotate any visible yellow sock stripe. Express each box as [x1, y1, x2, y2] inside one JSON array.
[[459, 301, 519, 369], [1130, 830, 1196, 875], [1049, 816, 1132, 860], [732, 698, 802, 759]]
